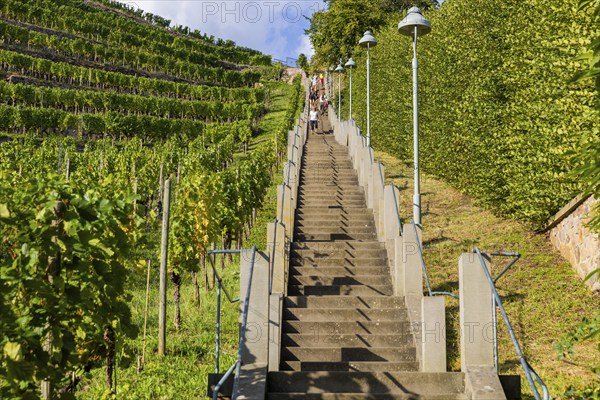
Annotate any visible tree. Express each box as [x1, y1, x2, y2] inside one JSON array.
[[297, 53, 309, 75], [306, 0, 438, 66]]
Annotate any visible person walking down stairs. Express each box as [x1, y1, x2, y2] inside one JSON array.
[[309, 107, 319, 134]]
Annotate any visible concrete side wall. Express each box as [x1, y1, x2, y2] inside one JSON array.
[[549, 196, 600, 292]]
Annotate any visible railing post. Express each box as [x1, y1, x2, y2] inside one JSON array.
[[267, 221, 287, 294], [238, 251, 265, 364], [268, 293, 283, 372], [421, 296, 446, 372], [458, 253, 494, 370], [371, 162, 383, 239], [402, 223, 423, 298], [383, 185, 401, 241], [277, 184, 293, 241], [458, 253, 507, 399]]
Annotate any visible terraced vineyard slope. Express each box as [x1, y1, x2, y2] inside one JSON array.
[[0, 1, 302, 398]]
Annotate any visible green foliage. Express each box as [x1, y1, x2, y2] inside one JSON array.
[[343, 0, 599, 229], [297, 53, 309, 75], [0, 0, 267, 68], [307, 0, 438, 66], [555, 312, 600, 398], [0, 173, 138, 399], [573, 0, 600, 234]]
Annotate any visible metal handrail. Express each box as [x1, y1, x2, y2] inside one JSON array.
[[212, 361, 238, 400], [207, 250, 240, 375], [488, 251, 521, 283], [482, 251, 522, 371], [411, 221, 458, 299], [208, 247, 257, 400], [232, 247, 257, 397], [473, 248, 549, 400]]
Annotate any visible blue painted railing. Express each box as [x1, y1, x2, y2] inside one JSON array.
[[210, 247, 257, 400], [473, 248, 549, 400]]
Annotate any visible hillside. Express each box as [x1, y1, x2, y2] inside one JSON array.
[[0, 1, 301, 398]]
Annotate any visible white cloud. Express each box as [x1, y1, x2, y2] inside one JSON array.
[[130, 1, 321, 61], [295, 34, 314, 60]]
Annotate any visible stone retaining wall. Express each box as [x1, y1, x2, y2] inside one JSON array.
[[549, 196, 599, 293]]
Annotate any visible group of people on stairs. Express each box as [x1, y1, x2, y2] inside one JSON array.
[[309, 73, 329, 134]]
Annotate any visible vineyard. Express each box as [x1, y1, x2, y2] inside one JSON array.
[[0, 0, 303, 398]]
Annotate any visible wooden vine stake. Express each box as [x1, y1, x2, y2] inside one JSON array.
[[138, 259, 151, 372], [42, 201, 65, 399], [158, 179, 171, 357]]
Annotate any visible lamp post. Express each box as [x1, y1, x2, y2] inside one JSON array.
[[335, 63, 344, 120], [398, 7, 431, 227], [344, 58, 356, 121], [358, 31, 377, 148]]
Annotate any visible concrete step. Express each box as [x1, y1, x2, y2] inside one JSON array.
[[300, 170, 357, 177], [299, 176, 359, 182], [297, 200, 367, 208], [291, 241, 385, 251], [268, 371, 465, 395], [300, 165, 355, 171], [291, 257, 387, 267], [300, 177, 358, 183], [283, 320, 411, 335], [298, 194, 367, 201], [295, 232, 377, 241], [281, 347, 416, 363], [290, 248, 387, 259], [300, 175, 358, 180], [300, 165, 356, 171], [298, 191, 365, 198], [295, 219, 373, 227], [284, 296, 403, 309], [283, 307, 406, 322], [287, 284, 393, 296], [295, 210, 374, 219], [279, 361, 419, 373], [289, 275, 390, 287], [295, 223, 375, 232], [298, 184, 364, 190], [267, 393, 467, 400], [295, 226, 376, 236], [282, 333, 413, 348], [289, 267, 388, 277]]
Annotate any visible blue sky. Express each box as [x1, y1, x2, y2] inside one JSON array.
[[130, 1, 319, 62]]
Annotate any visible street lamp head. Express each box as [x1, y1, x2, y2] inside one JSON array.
[[398, 7, 431, 37], [345, 58, 356, 69], [359, 31, 378, 48], [335, 64, 345, 73]]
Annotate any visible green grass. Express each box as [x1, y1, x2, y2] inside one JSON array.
[[77, 265, 240, 399], [76, 80, 297, 399], [375, 150, 599, 398]]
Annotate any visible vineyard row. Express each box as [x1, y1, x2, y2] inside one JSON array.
[[0, 81, 265, 123]]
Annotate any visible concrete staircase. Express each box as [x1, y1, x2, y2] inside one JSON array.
[[267, 133, 468, 399]]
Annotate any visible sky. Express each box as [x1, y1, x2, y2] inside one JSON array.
[[128, 1, 319, 63]]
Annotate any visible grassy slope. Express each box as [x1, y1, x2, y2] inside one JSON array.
[[375, 151, 598, 398], [76, 81, 295, 399]]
